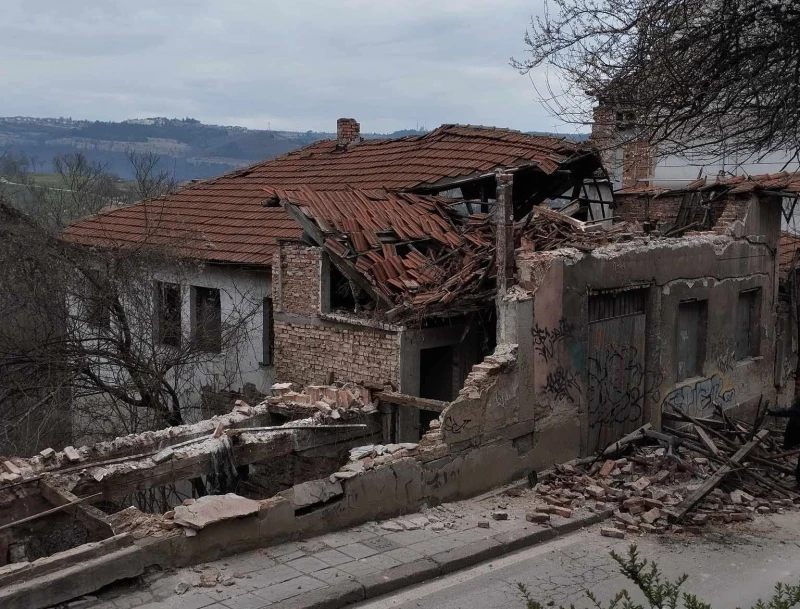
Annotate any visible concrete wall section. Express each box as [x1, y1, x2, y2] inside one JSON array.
[[518, 232, 778, 457]]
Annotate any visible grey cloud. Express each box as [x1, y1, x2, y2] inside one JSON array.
[[0, 0, 576, 134]]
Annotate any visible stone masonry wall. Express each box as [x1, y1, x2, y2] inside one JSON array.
[[273, 243, 321, 317], [274, 320, 401, 387]]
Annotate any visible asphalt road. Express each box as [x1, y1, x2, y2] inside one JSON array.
[[355, 515, 800, 609]]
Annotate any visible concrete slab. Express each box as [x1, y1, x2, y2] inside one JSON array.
[[173, 495, 260, 531]]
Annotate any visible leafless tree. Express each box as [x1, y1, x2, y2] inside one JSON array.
[[513, 0, 800, 162], [22, 153, 118, 229], [124, 150, 178, 202], [0, 201, 73, 455], [0, 183, 261, 456]]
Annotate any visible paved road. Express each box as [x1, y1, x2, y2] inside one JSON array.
[[355, 517, 800, 609]]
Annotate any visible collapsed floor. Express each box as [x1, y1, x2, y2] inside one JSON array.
[[1, 339, 798, 609]]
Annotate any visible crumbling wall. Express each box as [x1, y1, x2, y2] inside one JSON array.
[[517, 232, 779, 458], [271, 240, 401, 387], [272, 242, 321, 317]]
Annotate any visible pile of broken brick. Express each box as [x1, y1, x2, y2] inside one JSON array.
[[266, 381, 376, 421], [520, 407, 798, 540]]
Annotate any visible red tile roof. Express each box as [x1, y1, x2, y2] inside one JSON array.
[[275, 186, 632, 319], [62, 125, 593, 265]]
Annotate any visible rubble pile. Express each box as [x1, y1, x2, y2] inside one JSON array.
[[515, 205, 637, 253], [328, 414, 451, 481], [108, 505, 179, 539], [393, 205, 640, 317], [525, 410, 798, 539], [265, 381, 376, 421], [328, 442, 420, 481]]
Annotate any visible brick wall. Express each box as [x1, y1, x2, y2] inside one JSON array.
[[614, 193, 682, 224], [337, 118, 360, 143], [274, 320, 401, 386], [589, 105, 617, 175], [273, 243, 321, 317], [621, 140, 655, 190]]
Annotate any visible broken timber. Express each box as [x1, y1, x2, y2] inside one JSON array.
[[375, 391, 448, 413], [601, 424, 652, 456], [0, 492, 103, 533], [665, 429, 769, 522], [38, 480, 113, 538]]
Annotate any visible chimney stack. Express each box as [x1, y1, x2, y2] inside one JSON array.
[[337, 118, 361, 145]]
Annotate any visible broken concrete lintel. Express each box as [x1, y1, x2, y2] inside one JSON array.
[[0, 534, 133, 589], [173, 494, 260, 530], [281, 479, 343, 509]]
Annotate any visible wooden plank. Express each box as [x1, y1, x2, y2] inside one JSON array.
[[666, 429, 769, 522], [0, 493, 103, 533], [693, 425, 721, 457], [39, 480, 113, 538], [643, 428, 681, 446], [600, 423, 652, 456], [375, 391, 448, 413]]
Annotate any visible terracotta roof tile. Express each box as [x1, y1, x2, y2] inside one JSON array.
[[62, 124, 592, 265]]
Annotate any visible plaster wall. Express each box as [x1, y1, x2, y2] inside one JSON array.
[[518, 229, 778, 458], [72, 262, 273, 443]]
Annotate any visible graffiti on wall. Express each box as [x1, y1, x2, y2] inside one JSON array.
[[661, 373, 735, 415], [587, 345, 663, 430], [717, 350, 736, 374], [442, 415, 470, 435], [532, 318, 575, 362], [543, 366, 580, 403]]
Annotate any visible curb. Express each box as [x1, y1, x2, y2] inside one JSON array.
[[283, 509, 613, 609]]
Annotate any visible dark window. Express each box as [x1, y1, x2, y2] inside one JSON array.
[[85, 276, 111, 329], [329, 264, 356, 311], [262, 297, 274, 365], [192, 286, 221, 353], [735, 289, 761, 360], [156, 282, 182, 348], [676, 299, 708, 382]]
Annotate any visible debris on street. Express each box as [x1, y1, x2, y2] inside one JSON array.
[[522, 406, 798, 536]]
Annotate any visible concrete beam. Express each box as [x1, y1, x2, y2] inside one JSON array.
[[71, 419, 382, 499]]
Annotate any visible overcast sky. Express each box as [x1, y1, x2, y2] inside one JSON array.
[[0, 0, 578, 134]]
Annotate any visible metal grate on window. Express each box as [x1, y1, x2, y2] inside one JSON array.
[[589, 287, 648, 323]]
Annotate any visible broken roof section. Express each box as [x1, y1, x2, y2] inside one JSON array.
[[779, 231, 800, 282], [272, 186, 631, 321], [61, 124, 597, 266], [615, 171, 800, 234], [617, 171, 800, 197]]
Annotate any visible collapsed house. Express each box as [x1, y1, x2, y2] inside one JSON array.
[[3, 121, 800, 608]]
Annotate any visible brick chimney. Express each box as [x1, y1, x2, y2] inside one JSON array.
[[337, 118, 361, 145]]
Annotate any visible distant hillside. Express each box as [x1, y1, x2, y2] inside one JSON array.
[[0, 116, 588, 182]]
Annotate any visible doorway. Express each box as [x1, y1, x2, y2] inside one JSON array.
[[419, 345, 455, 434]]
